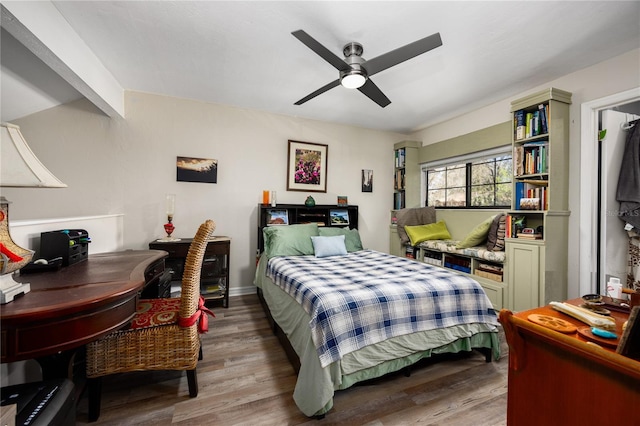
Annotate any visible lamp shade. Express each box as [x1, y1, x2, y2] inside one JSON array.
[[1, 123, 67, 188]]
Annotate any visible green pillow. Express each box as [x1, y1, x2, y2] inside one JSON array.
[[456, 215, 496, 248], [318, 227, 364, 252], [263, 223, 319, 258], [404, 221, 452, 246]]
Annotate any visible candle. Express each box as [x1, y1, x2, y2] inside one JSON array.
[[262, 190, 270, 204]]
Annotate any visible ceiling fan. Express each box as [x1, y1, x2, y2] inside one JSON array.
[[292, 30, 442, 108]]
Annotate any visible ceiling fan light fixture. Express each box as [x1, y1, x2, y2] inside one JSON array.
[[341, 72, 366, 89]]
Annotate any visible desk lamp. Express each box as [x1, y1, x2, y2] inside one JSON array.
[[0, 123, 67, 303]]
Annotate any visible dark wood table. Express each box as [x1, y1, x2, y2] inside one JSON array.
[[1, 250, 166, 377], [499, 299, 640, 425]]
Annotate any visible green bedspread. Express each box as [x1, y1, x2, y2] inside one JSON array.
[[254, 255, 500, 417]]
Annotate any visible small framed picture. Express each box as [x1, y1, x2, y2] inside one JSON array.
[[337, 196, 348, 206], [329, 209, 349, 226], [362, 169, 373, 192], [266, 209, 289, 226]]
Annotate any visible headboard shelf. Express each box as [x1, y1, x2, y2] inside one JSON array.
[[257, 204, 358, 253]]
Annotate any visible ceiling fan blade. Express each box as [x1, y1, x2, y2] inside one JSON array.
[[358, 79, 391, 108], [294, 79, 341, 105], [292, 30, 351, 72], [363, 32, 442, 76]]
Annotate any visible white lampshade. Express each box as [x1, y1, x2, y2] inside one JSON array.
[[1, 122, 66, 303], [1, 123, 67, 188]]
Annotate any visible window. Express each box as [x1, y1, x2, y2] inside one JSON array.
[[423, 147, 512, 208]]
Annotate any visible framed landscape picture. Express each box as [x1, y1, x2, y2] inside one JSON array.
[[266, 209, 289, 226], [330, 209, 349, 226], [287, 140, 328, 192], [176, 156, 217, 183]]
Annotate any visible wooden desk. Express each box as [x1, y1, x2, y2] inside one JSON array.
[[1, 250, 166, 373], [500, 300, 640, 426]]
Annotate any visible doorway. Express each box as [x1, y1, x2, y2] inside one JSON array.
[[579, 88, 640, 297]]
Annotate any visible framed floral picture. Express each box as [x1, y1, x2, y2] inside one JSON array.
[[287, 140, 328, 192]]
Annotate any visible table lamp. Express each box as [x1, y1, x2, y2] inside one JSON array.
[[0, 123, 67, 303]]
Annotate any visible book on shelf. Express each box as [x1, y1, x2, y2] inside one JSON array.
[[395, 148, 406, 168], [474, 269, 503, 282], [394, 168, 405, 190], [516, 232, 543, 240], [204, 284, 221, 294], [394, 192, 405, 210], [514, 145, 524, 176], [514, 109, 526, 140], [538, 103, 548, 134], [506, 215, 526, 239], [520, 197, 541, 210]]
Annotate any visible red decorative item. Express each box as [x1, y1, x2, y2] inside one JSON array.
[[163, 218, 175, 238]]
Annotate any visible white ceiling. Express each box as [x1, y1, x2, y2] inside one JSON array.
[[2, 1, 639, 133]]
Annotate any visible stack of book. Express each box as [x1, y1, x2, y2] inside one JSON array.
[[395, 147, 406, 168], [513, 140, 549, 176], [514, 103, 549, 140], [516, 232, 543, 240], [474, 263, 504, 282]]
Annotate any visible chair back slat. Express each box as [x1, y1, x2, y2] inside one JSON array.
[[179, 220, 215, 319]]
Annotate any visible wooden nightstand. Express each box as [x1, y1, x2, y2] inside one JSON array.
[[149, 237, 230, 308]]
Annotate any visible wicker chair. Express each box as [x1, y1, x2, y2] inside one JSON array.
[[85, 219, 216, 422]]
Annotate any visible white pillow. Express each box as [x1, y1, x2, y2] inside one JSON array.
[[311, 235, 347, 258]]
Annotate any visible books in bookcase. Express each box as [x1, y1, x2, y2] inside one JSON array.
[[513, 103, 549, 140], [394, 168, 405, 190], [395, 147, 406, 168], [515, 182, 548, 211], [394, 191, 406, 210], [505, 215, 526, 239], [514, 140, 549, 176]]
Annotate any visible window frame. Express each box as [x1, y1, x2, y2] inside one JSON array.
[[421, 145, 512, 209]]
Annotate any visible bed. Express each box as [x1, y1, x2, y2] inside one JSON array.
[[253, 223, 500, 418]]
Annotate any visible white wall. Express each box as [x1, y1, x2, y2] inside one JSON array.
[[410, 48, 640, 300], [4, 48, 639, 300], [3, 92, 406, 295]]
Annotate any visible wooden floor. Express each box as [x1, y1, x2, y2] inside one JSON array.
[[75, 293, 508, 425]]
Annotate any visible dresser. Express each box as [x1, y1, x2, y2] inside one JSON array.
[[149, 237, 230, 308], [499, 300, 640, 425]]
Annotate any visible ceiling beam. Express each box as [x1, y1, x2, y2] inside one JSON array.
[[1, 1, 124, 118]]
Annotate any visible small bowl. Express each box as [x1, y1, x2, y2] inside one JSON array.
[[582, 294, 604, 305]]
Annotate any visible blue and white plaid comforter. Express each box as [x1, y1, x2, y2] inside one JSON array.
[[266, 249, 498, 367]]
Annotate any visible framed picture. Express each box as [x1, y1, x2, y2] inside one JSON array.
[[362, 169, 373, 192], [266, 209, 289, 226], [287, 140, 328, 192], [176, 156, 217, 183], [330, 209, 349, 226], [337, 196, 348, 206]]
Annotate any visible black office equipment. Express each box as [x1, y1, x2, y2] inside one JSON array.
[[1, 379, 75, 426], [40, 229, 90, 266]]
